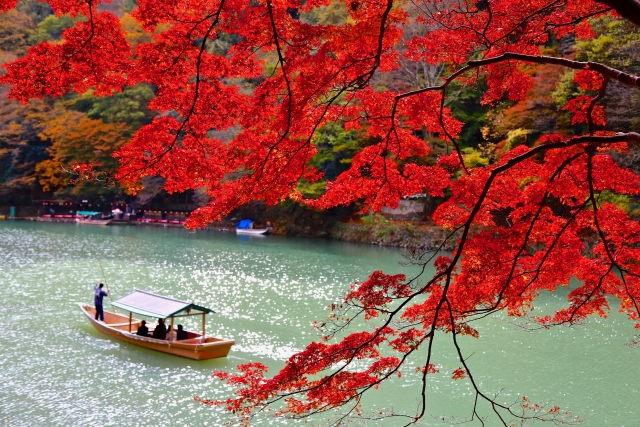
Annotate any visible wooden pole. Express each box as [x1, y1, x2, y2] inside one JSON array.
[[98, 260, 114, 304], [170, 317, 174, 341], [128, 312, 132, 333], [202, 313, 206, 338]]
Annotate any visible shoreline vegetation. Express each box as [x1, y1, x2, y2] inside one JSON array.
[[328, 221, 459, 251]]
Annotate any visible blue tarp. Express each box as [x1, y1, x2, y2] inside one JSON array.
[[237, 219, 253, 229]]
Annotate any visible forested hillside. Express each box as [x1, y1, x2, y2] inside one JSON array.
[[0, 0, 155, 203], [1, 0, 639, 219]]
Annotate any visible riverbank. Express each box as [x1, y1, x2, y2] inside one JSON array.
[[328, 221, 459, 251], [4, 215, 455, 250], [5, 203, 457, 250], [231, 201, 457, 250]]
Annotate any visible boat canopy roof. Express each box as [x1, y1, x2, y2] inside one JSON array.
[[76, 210, 102, 216], [112, 290, 215, 319]]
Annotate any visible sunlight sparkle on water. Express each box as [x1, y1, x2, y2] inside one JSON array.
[[0, 222, 638, 426]]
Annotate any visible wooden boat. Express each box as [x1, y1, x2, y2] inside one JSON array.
[[75, 210, 112, 226], [235, 218, 271, 235], [76, 218, 112, 226], [78, 290, 234, 360], [236, 227, 269, 235]]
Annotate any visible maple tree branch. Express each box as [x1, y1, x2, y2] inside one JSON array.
[[246, 0, 398, 192], [42, 0, 96, 77], [468, 53, 640, 88], [567, 266, 613, 326], [260, 331, 424, 421], [618, 272, 640, 322], [448, 137, 639, 321], [252, 0, 397, 191], [417, 317, 438, 421], [86, 1, 96, 73], [485, 192, 551, 314], [593, 0, 640, 27], [494, 0, 562, 42], [61, 162, 116, 186], [587, 77, 609, 135], [420, 0, 482, 35], [584, 150, 640, 322], [244, 0, 401, 200], [397, 53, 640, 114], [374, 0, 394, 72], [445, 299, 535, 426], [248, 85, 354, 192], [301, 346, 420, 423], [393, 72, 469, 174], [269, 272, 452, 418], [545, 7, 613, 31], [265, 0, 293, 143], [344, 0, 396, 89], [258, 277, 450, 415], [482, 152, 586, 311], [122, 3, 226, 180], [458, 142, 639, 333], [409, 133, 638, 421], [497, 195, 591, 317], [413, 134, 638, 330], [438, 84, 471, 173], [402, 225, 465, 268], [487, 1, 609, 48], [544, 150, 614, 325], [480, 0, 494, 41], [158, 10, 226, 75]]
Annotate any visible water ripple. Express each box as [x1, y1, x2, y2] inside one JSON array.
[[1, 222, 638, 426]]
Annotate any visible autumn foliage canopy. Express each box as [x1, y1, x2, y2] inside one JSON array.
[[2, 0, 640, 424]]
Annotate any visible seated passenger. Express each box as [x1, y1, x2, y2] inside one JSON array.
[[166, 325, 176, 342], [176, 324, 188, 341], [136, 320, 149, 337], [152, 318, 167, 340]]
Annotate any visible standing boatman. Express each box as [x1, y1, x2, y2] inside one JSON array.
[[93, 282, 109, 321]]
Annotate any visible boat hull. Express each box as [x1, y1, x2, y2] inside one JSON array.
[[236, 228, 269, 235], [76, 219, 112, 226], [78, 304, 234, 360]]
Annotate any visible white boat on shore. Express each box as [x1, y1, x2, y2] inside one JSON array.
[[235, 218, 271, 235], [236, 227, 270, 235], [78, 290, 234, 360]]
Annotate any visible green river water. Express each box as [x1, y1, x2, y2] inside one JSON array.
[[0, 221, 638, 426]]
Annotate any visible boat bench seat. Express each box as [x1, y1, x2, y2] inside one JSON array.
[[181, 337, 226, 344], [109, 321, 143, 328]]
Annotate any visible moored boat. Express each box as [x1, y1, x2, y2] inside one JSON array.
[[235, 218, 271, 235], [75, 210, 112, 225], [236, 227, 269, 235], [78, 290, 234, 360], [76, 218, 112, 225]]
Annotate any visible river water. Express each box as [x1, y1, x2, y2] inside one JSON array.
[[0, 221, 638, 426]]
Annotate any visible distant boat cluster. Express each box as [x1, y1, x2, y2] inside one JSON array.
[[36, 201, 273, 233]]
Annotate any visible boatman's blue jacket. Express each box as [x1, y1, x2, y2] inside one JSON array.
[[94, 285, 108, 306]]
